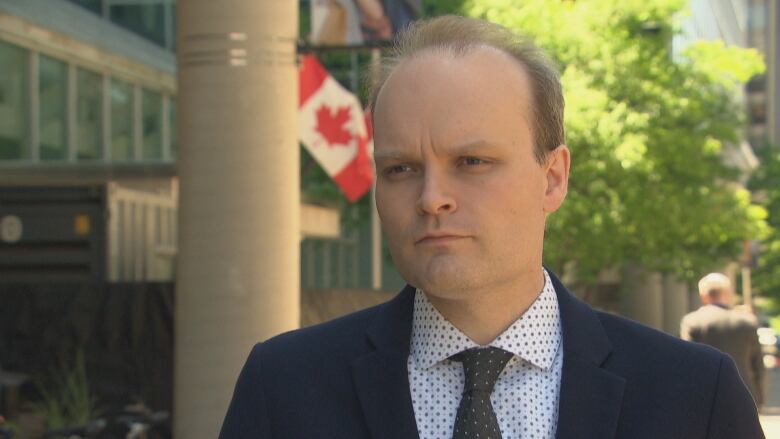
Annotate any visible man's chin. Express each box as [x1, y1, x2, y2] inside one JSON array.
[[406, 261, 478, 296]]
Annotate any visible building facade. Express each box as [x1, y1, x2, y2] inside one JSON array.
[[0, 0, 178, 282], [0, 0, 399, 289], [746, 0, 780, 149]]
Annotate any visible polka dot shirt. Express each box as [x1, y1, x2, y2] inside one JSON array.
[[408, 268, 563, 439]]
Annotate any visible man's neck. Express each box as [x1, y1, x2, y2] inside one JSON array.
[[425, 270, 546, 345]]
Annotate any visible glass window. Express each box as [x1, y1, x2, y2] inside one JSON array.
[[0, 41, 30, 160], [142, 88, 162, 160], [747, 74, 766, 93], [749, 100, 767, 124], [67, 0, 102, 15], [169, 98, 176, 160], [110, 79, 133, 161], [748, 4, 766, 29], [110, 4, 166, 47], [76, 68, 102, 160], [39, 55, 68, 160]]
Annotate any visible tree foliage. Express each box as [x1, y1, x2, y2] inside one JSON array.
[[465, 0, 767, 285], [749, 148, 780, 300]]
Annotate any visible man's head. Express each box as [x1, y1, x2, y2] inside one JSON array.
[[371, 16, 570, 299], [698, 273, 733, 306], [369, 15, 565, 163]]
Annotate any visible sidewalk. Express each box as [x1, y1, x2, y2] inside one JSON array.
[[764, 368, 780, 437], [761, 414, 780, 438]]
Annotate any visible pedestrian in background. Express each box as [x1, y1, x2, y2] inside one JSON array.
[[682, 272, 766, 408]]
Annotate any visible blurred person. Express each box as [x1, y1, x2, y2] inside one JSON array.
[[381, 0, 422, 34], [220, 16, 764, 438], [681, 273, 766, 408], [310, 0, 415, 45], [357, 0, 393, 40]]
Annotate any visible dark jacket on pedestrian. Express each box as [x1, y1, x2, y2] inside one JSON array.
[[681, 303, 766, 407]]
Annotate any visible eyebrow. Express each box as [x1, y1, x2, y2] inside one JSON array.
[[373, 139, 502, 161], [372, 150, 409, 161], [448, 139, 503, 155]]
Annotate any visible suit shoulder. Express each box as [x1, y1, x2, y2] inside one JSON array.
[[593, 309, 735, 420], [261, 299, 389, 356], [590, 312, 762, 437], [238, 291, 413, 390], [680, 307, 702, 322], [731, 309, 759, 327], [596, 310, 724, 365]]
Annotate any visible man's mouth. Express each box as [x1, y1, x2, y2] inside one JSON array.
[[415, 233, 468, 245]]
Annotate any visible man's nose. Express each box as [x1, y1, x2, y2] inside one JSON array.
[[416, 170, 457, 215]]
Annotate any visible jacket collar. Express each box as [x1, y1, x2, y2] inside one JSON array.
[[549, 270, 613, 365], [351, 285, 419, 439], [352, 272, 626, 439], [548, 270, 625, 439]]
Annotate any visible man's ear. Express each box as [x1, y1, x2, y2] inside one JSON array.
[[543, 145, 570, 213]]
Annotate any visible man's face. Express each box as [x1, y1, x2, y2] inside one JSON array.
[[373, 47, 569, 299]]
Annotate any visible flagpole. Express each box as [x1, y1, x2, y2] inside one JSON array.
[[371, 188, 382, 290], [370, 48, 383, 291]]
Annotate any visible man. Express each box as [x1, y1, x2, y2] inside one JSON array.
[[220, 16, 764, 438], [681, 272, 766, 409]]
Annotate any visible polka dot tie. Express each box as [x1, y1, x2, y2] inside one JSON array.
[[450, 347, 514, 439]]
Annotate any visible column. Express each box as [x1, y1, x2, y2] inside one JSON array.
[[621, 264, 664, 330], [768, 0, 779, 145], [662, 274, 690, 336], [175, 1, 300, 438]]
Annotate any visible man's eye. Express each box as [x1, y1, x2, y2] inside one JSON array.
[[384, 164, 413, 175], [459, 157, 487, 166]]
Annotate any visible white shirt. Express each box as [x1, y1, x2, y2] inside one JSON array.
[[408, 269, 563, 439]]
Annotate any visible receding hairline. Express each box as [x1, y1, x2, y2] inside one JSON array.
[[371, 40, 539, 113], [373, 44, 536, 124], [366, 15, 565, 163]]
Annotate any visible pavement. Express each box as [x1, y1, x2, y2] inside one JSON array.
[[761, 368, 780, 438], [761, 413, 780, 438]]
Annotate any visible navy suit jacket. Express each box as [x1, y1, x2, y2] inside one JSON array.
[[219, 271, 764, 438]]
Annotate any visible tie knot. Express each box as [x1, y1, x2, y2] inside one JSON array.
[[451, 347, 513, 394]]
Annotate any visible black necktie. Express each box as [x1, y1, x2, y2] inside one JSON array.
[[450, 347, 514, 439]]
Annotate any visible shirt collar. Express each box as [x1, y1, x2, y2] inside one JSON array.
[[409, 268, 562, 371]]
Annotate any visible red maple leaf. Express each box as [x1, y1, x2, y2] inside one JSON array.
[[315, 104, 353, 147]]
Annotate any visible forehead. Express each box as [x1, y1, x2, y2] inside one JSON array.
[[373, 47, 534, 149]]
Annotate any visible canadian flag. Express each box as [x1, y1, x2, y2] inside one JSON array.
[[299, 55, 373, 202]]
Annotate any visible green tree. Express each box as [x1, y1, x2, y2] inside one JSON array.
[[465, 0, 767, 287], [749, 148, 780, 301]]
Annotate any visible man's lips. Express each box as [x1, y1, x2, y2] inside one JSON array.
[[415, 233, 469, 245]]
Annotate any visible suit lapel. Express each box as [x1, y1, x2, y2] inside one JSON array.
[[351, 286, 419, 439], [555, 353, 625, 439], [350, 273, 626, 439], [549, 271, 626, 439]]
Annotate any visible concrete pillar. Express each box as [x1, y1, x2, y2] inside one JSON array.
[[621, 265, 664, 330], [768, 0, 779, 146], [175, 1, 299, 438], [662, 274, 690, 336]]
